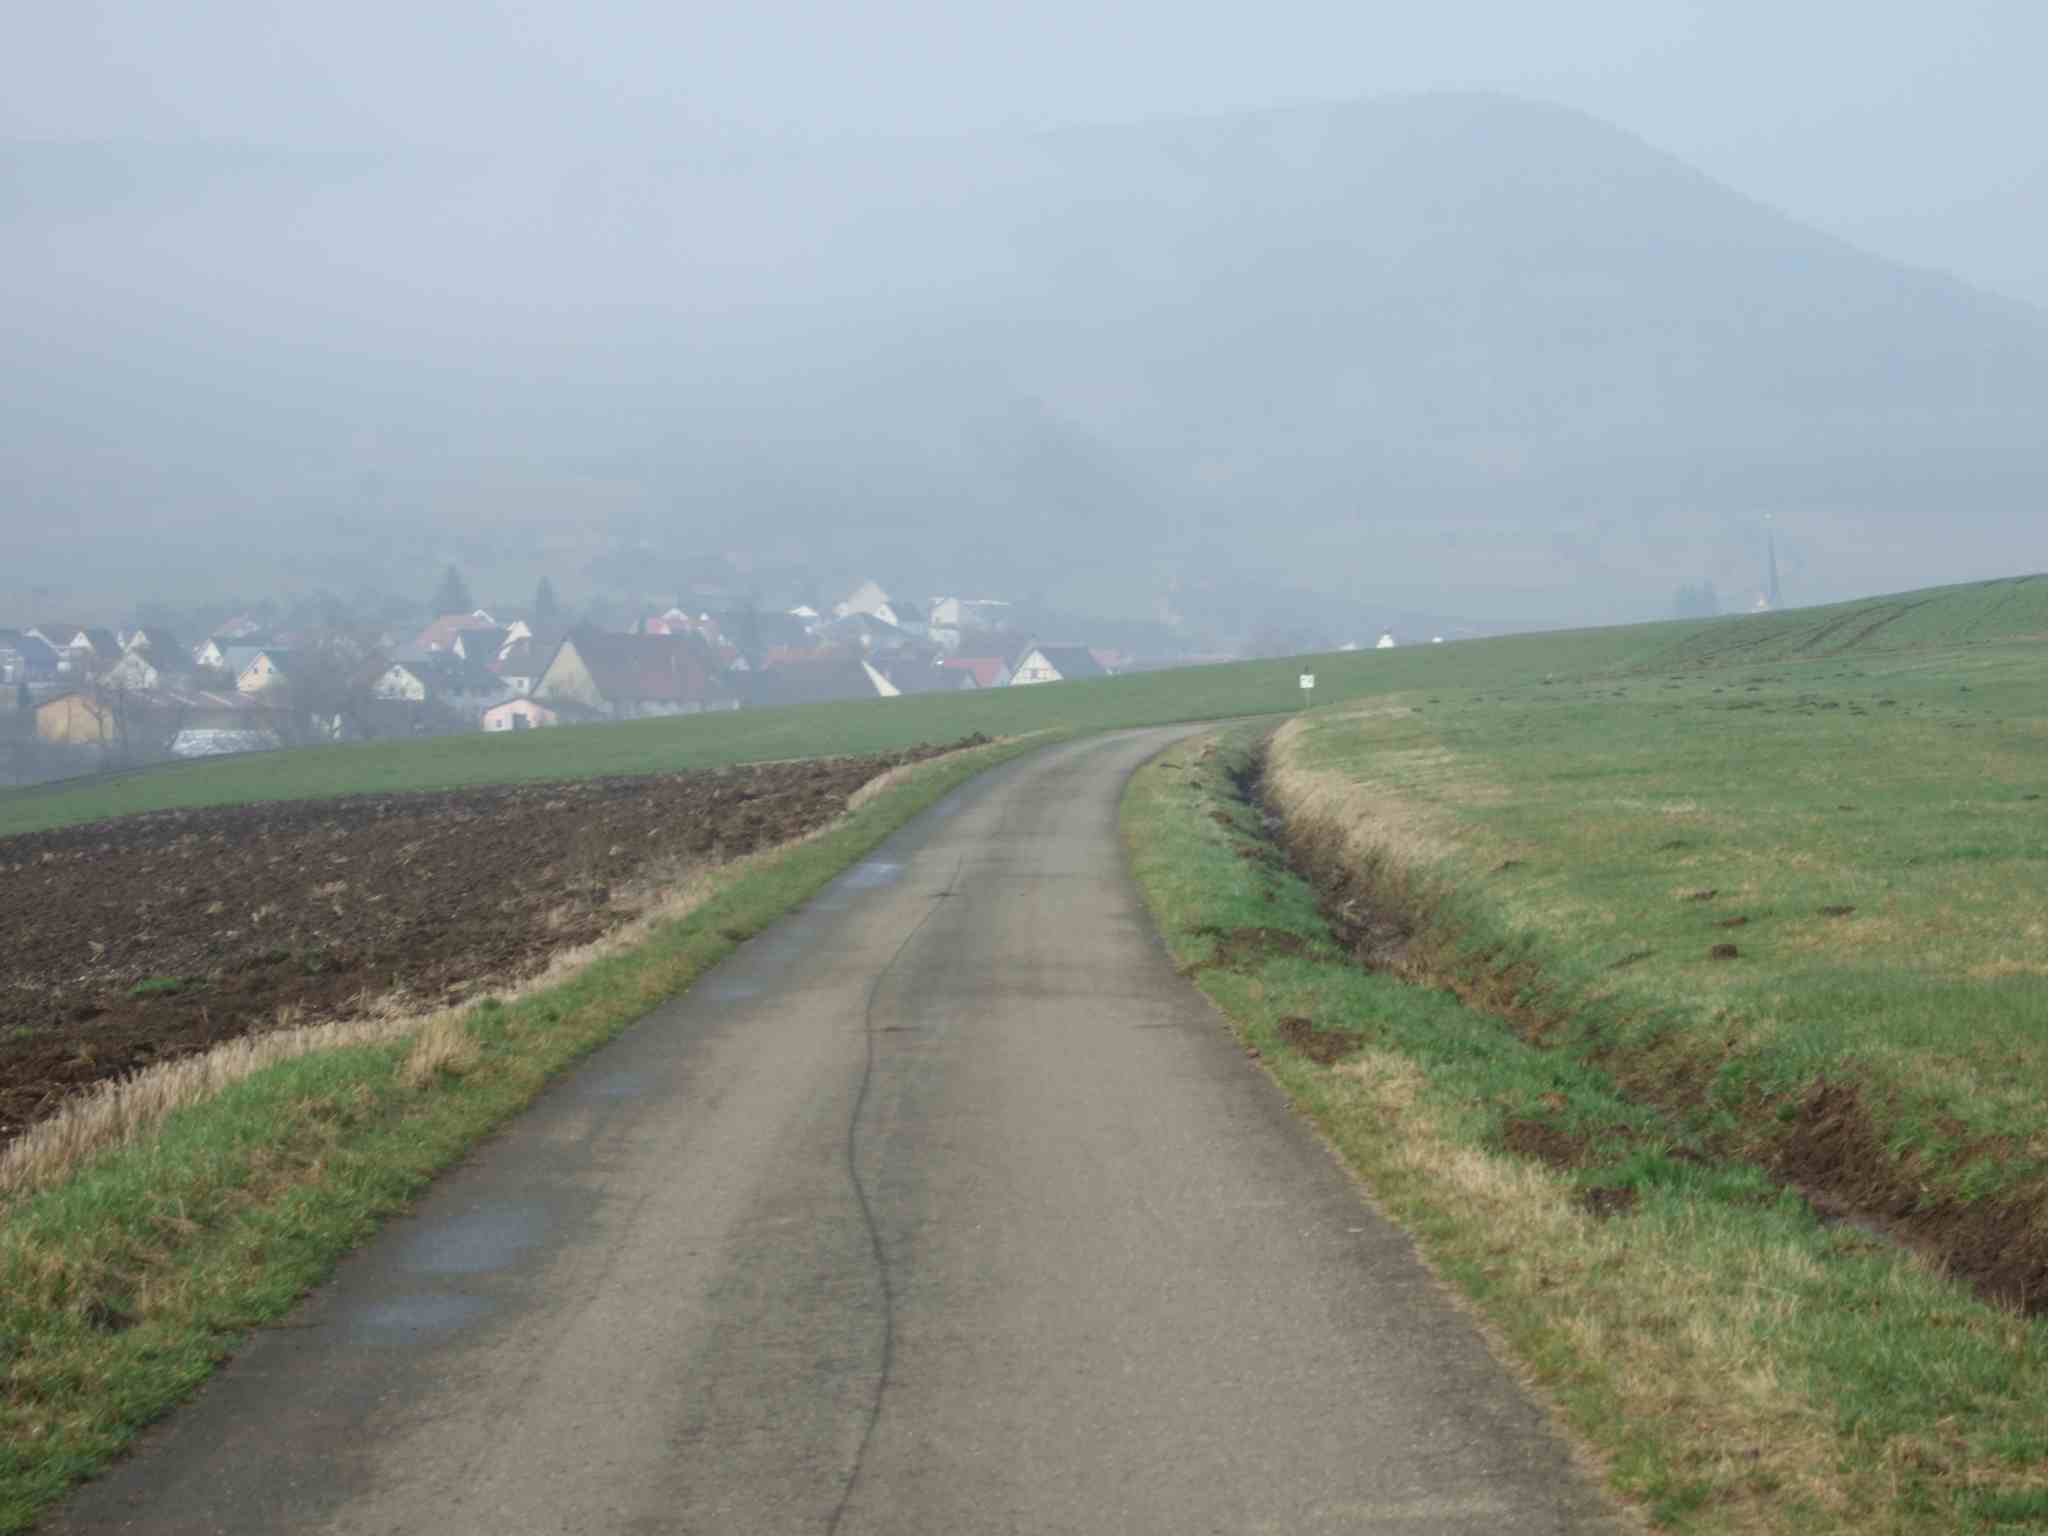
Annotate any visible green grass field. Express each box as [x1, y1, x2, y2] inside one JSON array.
[[1117, 572, 2048, 1529], [1267, 574, 2048, 1212], [1126, 729, 2048, 1533], [16, 573, 2038, 839]]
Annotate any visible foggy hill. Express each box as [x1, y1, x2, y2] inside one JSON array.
[[1833, 159, 2048, 313], [5, 93, 2046, 629]]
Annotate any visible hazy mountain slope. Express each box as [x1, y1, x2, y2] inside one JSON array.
[[3, 94, 2045, 625], [1828, 160, 2048, 312]]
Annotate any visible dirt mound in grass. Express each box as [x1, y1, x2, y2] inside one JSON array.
[[1275, 1015, 1364, 1065], [0, 742, 970, 1141]]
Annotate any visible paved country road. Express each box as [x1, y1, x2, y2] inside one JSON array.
[[56, 730, 1616, 1535]]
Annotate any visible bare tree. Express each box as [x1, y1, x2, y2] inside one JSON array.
[[86, 676, 188, 769], [270, 628, 386, 745]]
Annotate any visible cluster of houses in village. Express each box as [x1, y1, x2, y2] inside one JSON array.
[[0, 582, 1143, 779]]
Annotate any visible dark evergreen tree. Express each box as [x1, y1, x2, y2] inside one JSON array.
[[534, 575, 560, 628], [433, 565, 474, 616]]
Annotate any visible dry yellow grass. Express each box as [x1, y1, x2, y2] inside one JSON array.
[[1265, 715, 1480, 871], [398, 1009, 482, 1088], [1323, 1048, 1862, 1530], [1325, 1039, 2048, 1529], [845, 732, 1034, 812], [0, 861, 745, 1205]]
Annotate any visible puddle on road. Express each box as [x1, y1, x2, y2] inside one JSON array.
[[401, 1200, 550, 1276], [576, 1069, 651, 1100], [811, 859, 907, 910], [343, 1292, 493, 1344]]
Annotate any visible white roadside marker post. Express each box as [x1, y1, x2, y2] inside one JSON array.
[[1298, 671, 1315, 711]]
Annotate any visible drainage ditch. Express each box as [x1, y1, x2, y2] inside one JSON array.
[[1226, 735, 2048, 1318]]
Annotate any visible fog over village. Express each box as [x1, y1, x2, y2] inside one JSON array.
[[4, 3, 2045, 773]]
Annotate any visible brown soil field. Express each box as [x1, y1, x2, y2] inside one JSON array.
[[0, 742, 976, 1141]]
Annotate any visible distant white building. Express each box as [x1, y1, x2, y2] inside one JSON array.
[[927, 598, 1011, 651], [833, 580, 892, 621], [1376, 631, 1397, 650], [483, 697, 559, 732]]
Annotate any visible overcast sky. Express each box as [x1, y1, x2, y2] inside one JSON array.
[[7, 1, 2045, 240]]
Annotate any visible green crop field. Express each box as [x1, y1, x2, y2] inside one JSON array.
[[8, 573, 2042, 841]]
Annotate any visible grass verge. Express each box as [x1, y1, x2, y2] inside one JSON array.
[[0, 732, 1046, 1534], [1124, 727, 2048, 1534]]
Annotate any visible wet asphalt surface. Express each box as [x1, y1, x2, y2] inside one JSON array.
[[54, 729, 1616, 1534]]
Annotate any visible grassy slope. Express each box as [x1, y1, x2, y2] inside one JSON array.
[[1126, 730, 2048, 1533], [0, 736, 1041, 1533], [1273, 573, 2048, 1207], [1120, 575, 2048, 1528]]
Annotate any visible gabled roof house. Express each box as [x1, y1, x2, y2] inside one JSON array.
[[1010, 644, 1107, 686], [533, 630, 735, 719]]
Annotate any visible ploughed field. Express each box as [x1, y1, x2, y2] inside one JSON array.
[[0, 744, 964, 1140]]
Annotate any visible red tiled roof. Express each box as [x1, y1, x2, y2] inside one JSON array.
[[940, 656, 1008, 688], [414, 612, 499, 653]]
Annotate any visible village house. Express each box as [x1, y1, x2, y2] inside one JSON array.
[[195, 642, 266, 684], [0, 631, 61, 682], [413, 610, 500, 654], [927, 598, 1011, 651], [482, 696, 560, 732], [884, 597, 929, 638], [101, 647, 163, 691], [24, 626, 114, 675], [1009, 644, 1108, 686], [939, 656, 1012, 689], [735, 652, 898, 709], [451, 626, 511, 667], [34, 687, 277, 754], [832, 579, 893, 622], [704, 610, 817, 662], [821, 610, 934, 662], [373, 653, 507, 710], [879, 657, 975, 696], [533, 630, 735, 719], [234, 648, 293, 693], [490, 630, 564, 695], [121, 625, 187, 664]]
